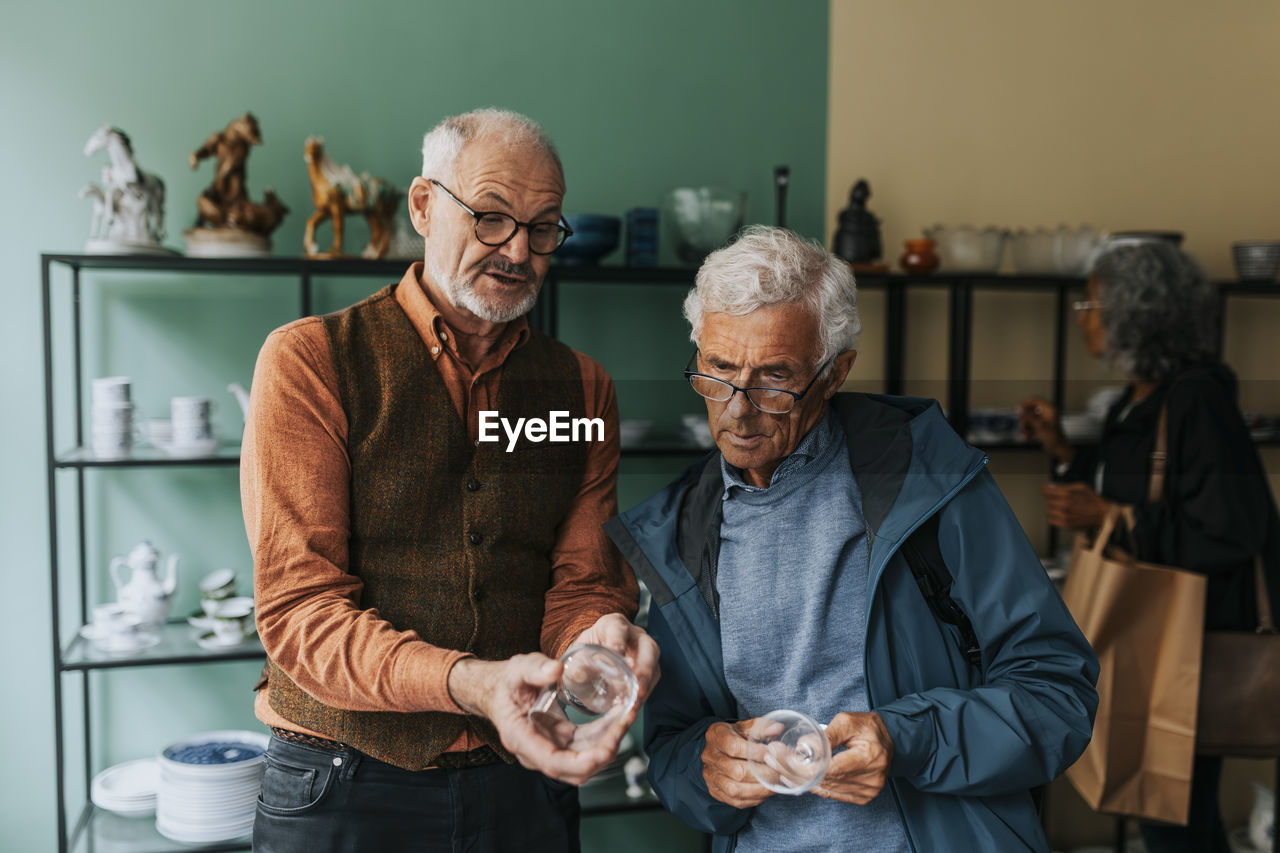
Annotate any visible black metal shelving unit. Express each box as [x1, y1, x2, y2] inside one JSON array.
[[42, 253, 1279, 852], [39, 253, 709, 853]]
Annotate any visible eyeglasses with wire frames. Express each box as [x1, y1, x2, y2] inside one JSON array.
[[429, 179, 573, 255], [683, 350, 833, 415], [1072, 299, 1104, 313]]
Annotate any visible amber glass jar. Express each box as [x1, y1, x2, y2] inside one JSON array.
[[900, 238, 939, 274]]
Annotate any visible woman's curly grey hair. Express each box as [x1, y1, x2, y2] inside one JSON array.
[[1092, 241, 1220, 381], [683, 225, 861, 373], [420, 108, 563, 185]]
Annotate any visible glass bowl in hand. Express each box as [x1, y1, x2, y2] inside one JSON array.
[[528, 644, 638, 751], [747, 709, 832, 795]]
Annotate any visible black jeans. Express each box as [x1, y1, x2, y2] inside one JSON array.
[[1139, 756, 1230, 853], [254, 736, 581, 853]]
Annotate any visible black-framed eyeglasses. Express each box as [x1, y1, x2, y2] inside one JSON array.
[[429, 179, 572, 255], [683, 350, 832, 415]]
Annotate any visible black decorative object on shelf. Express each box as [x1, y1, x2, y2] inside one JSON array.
[[833, 178, 883, 266]]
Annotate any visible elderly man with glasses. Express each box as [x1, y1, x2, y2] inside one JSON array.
[[605, 226, 1098, 853], [241, 108, 657, 853]]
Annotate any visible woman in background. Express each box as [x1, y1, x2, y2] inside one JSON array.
[[1019, 240, 1280, 853]]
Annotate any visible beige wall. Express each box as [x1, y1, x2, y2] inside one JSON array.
[[827, 3, 1278, 845], [826, 0, 1280, 277], [829, 0, 1280, 545]]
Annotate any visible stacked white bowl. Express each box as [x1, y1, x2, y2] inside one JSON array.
[[156, 730, 268, 844]]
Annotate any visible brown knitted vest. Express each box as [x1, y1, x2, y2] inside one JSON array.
[[267, 284, 589, 770]]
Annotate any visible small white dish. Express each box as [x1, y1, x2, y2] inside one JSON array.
[[156, 437, 220, 458], [199, 568, 236, 595], [91, 758, 159, 817], [187, 614, 216, 632], [79, 623, 161, 654], [195, 628, 255, 650]]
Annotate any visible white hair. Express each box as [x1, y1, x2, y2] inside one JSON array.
[[420, 107, 563, 184], [683, 225, 861, 372]]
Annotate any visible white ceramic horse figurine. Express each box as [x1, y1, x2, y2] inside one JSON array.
[[79, 184, 108, 240], [83, 125, 166, 248]]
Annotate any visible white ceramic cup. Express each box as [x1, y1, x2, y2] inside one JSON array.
[[199, 569, 237, 616], [170, 396, 213, 447], [91, 376, 131, 405], [211, 597, 254, 643], [91, 401, 134, 458], [90, 603, 143, 644]]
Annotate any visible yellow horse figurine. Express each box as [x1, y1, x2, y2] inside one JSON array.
[[303, 137, 402, 259]]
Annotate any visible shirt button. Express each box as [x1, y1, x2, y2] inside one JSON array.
[[473, 585, 485, 602], [440, 331, 449, 341], [468, 531, 483, 545], [465, 479, 482, 492], [431, 346, 440, 355], [332, 756, 343, 767]]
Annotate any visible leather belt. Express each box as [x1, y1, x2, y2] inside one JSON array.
[[270, 727, 502, 769], [271, 727, 347, 752]]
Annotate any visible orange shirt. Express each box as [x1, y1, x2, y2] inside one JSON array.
[[241, 264, 636, 749]]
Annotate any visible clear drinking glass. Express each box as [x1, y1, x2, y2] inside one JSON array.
[[747, 709, 832, 795], [527, 644, 638, 750]]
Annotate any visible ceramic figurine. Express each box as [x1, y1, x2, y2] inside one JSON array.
[[81, 125, 170, 254], [110, 540, 179, 629], [302, 137, 402, 259], [184, 113, 289, 256], [833, 179, 885, 269]]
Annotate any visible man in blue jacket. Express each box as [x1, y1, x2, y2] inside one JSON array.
[[605, 226, 1098, 852]]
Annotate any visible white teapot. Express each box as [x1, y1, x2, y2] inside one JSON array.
[[227, 382, 249, 421], [110, 540, 179, 628]]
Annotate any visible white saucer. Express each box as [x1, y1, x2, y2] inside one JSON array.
[[80, 624, 161, 654], [187, 614, 216, 632], [196, 631, 254, 650], [155, 438, 220, 458], [91, 758, 159, 817]]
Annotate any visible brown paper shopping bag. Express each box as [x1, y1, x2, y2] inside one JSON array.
[[1060, 507, 1207, 825]]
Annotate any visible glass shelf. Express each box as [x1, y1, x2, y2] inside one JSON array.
[[54, 443, 241, 468], [61, 620, 264, 672], [72, 806, 249, 853]]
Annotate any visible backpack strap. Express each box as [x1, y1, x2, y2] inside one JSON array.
[[899, 512, 983, 671], [899, 512, 1045, 813]]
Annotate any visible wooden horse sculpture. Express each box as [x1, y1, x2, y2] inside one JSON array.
[[303, 137, 402, 259]]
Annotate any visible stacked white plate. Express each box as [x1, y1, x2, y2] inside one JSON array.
[[156, 729, 268, 844], [91, 758, 160, 817]]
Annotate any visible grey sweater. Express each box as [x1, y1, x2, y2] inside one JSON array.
[[717, 410, 909, 853]]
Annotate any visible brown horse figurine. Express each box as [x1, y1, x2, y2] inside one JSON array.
[[303, 137, 402, 259]]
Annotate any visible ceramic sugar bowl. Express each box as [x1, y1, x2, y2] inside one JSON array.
[[110, 540, 179, 629]]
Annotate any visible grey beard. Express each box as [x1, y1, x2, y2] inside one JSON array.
[[428, 256, 540, 324]]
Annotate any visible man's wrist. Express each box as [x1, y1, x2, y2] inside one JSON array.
[[445, 656, 489, 717]]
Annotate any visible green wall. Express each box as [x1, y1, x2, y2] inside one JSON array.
[[0, 1, 829, 848]]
